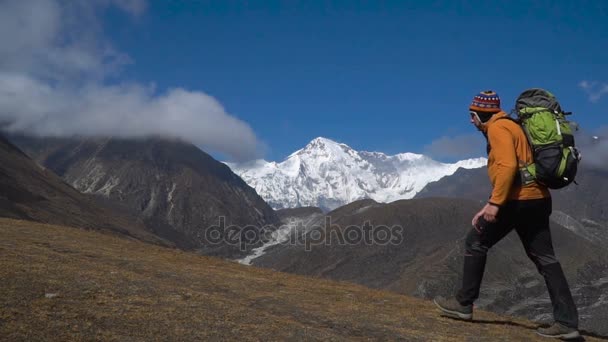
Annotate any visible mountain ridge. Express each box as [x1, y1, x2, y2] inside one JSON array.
[[227, 137, 486, 211], [0, 133, 168, 246], [8, 134, 280, 258], [415, 165, 608, 239]]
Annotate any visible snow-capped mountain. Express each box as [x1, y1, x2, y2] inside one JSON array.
[[226, 137, 486, 211]]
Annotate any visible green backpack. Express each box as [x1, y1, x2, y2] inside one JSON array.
[[512, 88, 581, 189]]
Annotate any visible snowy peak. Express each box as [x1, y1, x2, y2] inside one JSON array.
[[227, 137, 487, 211], [454, 157, 489, 169], [292, 137, 355, 159], [395, 152, 425, 162], [304, 137, 342, 150]]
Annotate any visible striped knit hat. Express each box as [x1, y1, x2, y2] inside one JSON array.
[[469, 90, 501, 113]]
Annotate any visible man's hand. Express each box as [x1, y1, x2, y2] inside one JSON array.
[[472, 203, 500, 228], [482, 203, 499, 223], [471, 207, 485, 228]]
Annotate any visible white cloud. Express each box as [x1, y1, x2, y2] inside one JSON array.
[[0, 0, 262, 161], [579, 80, 608, 103], [107, 0, 147, 16], [579, 80, 591, 89], [423, 133, 486, 160]]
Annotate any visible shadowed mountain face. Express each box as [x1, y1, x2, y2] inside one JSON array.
[[551, 167, 608, 225], [415, 167, 490, 202], [254, 197, 608, 335], [415, 165, 608, 241], [0, 134, 167, 246], [10, 135, 280, 258], [275, 206, 324, 221]]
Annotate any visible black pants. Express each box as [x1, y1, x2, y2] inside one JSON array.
[[456, 198, 579, 329]]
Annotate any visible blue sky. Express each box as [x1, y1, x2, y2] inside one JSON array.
[[102, 1, 608, 161], [3, 1, 606, 162]]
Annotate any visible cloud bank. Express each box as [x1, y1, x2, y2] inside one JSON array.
[[576, 126, 608, 171], [579, 80, 608, 103], [423, 133, 486, 160], [0, 0, 262, 161]]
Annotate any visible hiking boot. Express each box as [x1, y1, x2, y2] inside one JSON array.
[[433, 296, 473, 320], [536, 322, 580, 339]]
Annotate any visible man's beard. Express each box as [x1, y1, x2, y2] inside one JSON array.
[[477, 112, 495, 123]]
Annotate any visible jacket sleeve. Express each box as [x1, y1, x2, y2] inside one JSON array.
[[487, 123, 518, 206]]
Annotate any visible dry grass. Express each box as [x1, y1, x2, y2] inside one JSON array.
[[0, 218, 601, 341]]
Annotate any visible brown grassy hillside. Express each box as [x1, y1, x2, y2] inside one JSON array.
[[1, 218, 604, 341]]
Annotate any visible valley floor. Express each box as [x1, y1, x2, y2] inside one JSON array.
[[1, 218, 603, 341]]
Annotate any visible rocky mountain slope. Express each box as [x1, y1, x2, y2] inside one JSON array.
[[253, 197, 608, 335], [0, 134, 166, 246], [10, 135, 280, 258], [4, 217, 605, 341], [238, 206, 325, 265], [275, 206, 324, 222], [415, 166, 489, 201], [227, 137, 486, 211], [415, 164, 608, 243]]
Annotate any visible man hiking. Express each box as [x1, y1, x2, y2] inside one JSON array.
[[433, 90, 580, 339]]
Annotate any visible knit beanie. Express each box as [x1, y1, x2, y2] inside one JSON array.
[[469, 90, 501, 113]]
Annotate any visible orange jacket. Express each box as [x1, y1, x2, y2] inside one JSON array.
[[481, 111, 550, 205]]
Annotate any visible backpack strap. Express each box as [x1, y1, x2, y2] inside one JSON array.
[[495, 116, 534, 154], [494, 116, 537, 187]]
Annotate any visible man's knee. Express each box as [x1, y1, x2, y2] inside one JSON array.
[[465, 231, 489, 256], [527, 250, 559, 271]]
